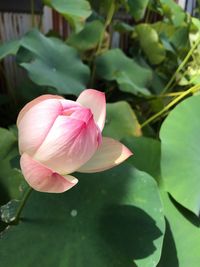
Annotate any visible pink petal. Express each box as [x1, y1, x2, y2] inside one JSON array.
[[77, 137, 133, 173], [20, 153, 78, 193], [17, 94, 63, 126], [18, 99, 63, 156], [34, 113, 100, 174], [76, 89, 106, 131]]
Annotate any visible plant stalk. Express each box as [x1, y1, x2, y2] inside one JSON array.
[[14, 186, 33, 223], [31, 0, 35, 27], [141, 84, 200, 128], [162, 35, 200, 93], [90, 0, 116, 87]]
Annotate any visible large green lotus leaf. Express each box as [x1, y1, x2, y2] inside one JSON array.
[[135, 24, 166, 65], [18, 29, 90, 95], [0, 40, 20, 60], [95, 49, 152, 96], [160, 95, 200, 216], [124, 135, 200, 265], [67, 20, 104, 52], [103, 101, 141, 140], [158, 191, 200, 267], [123, 137, 161, 180], [0, 165, 165, 267], [44, 0, 91, 32], [127, 0, 149, 21]]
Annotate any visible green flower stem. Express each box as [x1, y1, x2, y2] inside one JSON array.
[[146, 91, 185, 100], [96, 0, 115, 55], [31, 0, 35, 27], [141, 84, 200, 128], [162, 35, 200, 93], [14, 186, 33, 223], [90, 0, 116, 87]]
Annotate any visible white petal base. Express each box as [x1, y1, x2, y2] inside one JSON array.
[[77, 137, 133, 173]]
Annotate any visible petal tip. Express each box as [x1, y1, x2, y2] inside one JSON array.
[[76, 89, 106, 131], [115, 144, 133, 164], [124, 146, 133, 158], [63, 175, 78, 185]]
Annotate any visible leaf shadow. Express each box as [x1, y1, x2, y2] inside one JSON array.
[[99, 204, 162, 262], [169, 194, 200, 227], [157, 218, 179, 267]]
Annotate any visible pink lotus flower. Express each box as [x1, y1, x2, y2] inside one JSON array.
[[17, 89, 132, 193]]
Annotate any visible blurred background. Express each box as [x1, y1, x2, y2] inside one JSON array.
[[0, 0, 200, 128]]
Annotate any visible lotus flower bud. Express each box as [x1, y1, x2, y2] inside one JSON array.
[[17, 89, 132, 193]]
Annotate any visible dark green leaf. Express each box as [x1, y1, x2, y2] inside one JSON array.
[[124, 136, 161, 180], [95, 49, 152, 96], [0, 127, 24, 204], [0, 165, 165, 267], [0, 128, 17, 160], [88, 0, 113, 15], [18, 29, 90, 95], [0, 160, 24, 203], [67, 20, 104, 51], [127, 0, 150, 21]]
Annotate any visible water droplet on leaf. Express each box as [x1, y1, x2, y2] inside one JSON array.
[[70, 209, 78, 217], [0, 200, 20, 223]]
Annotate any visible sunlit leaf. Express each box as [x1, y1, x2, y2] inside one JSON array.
[[160, 95, 200, 216], [122, 118, 200, 266], [159, 0, 186, 26], [158, 191, 200, 267], [135, 24, 166, 65]]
